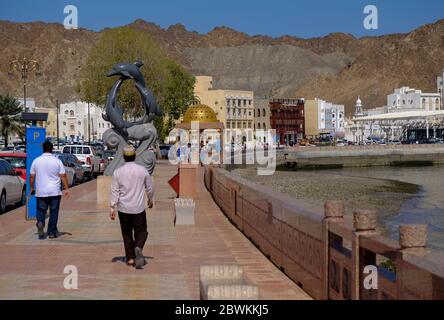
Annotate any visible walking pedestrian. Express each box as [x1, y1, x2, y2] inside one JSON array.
[[30, 141, 70, 240], [110, 146, 154, 269]]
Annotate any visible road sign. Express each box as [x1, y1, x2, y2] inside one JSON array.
[[25, 127, 46, 220]]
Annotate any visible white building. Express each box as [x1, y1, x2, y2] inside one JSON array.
[[438, 69, 444, 109], [387, 86, 441, 112], [17, 98, 36, 112], [304, 98, 345, 139], [58, 101, 109, 143], [345, 97, 385, 143]]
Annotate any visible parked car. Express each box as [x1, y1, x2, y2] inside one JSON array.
[[54, 154, 76, 187], [55, 154, 85, 185], [159, 144, 172, 159], [0, 152, 26, 180], [62, 145, 101, 180], [0, 159, 26, 214], [104, 150, 116, 162], [96, 151, 110, 175]]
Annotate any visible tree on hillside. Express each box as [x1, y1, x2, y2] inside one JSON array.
[[0, 94, 24, 147], [77, 26, 195, 141]]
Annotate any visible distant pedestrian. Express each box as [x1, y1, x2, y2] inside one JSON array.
[[185, 143, 191, 163], [110, 146, 154, 269], [30, 141, 70, 240]]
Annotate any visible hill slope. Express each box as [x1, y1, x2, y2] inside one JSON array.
[[1, 19, 443, 113]]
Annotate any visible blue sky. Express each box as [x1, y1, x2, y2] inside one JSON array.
[[1, 0, 443, 38]]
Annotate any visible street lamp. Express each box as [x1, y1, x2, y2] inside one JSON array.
[[8, 56, 41, 112], [56, 99, 60, 148]]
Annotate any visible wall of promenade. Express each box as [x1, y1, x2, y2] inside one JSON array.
[[282, 144, 444, 168], [204, 165, 444, 300]]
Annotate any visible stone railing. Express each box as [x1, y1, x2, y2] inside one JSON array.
[[204, 165, 444, 300]]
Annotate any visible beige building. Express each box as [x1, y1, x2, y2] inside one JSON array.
[[253, 98, 271, 131], [304, 98, 345, 139], [34, 107, 57, 137], [194, 76, 254, 143]]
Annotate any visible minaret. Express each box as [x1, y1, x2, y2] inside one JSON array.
[[355, 96, 363, 117]]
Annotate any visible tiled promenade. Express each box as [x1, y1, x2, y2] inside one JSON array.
[[0, 160, 311, 300]]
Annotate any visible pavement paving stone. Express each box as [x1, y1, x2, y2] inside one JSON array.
[[0, 160, 311, 300]]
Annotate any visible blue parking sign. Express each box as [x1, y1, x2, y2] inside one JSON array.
[[26, 127, 46, 220]]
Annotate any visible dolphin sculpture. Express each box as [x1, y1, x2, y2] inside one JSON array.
[[102, 77, 130, 137], [103, 61, 162, 137], [106, 61, 146, 86]]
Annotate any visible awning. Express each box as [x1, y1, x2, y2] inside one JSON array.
[[353, 110, 444, 122]]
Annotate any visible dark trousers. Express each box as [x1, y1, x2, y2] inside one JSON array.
[[118, 211, 148, 261], [36, 196, 61, 236]]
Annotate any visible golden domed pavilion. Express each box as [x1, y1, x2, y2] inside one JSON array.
[[175, 103, 224, 155], [182, 104, 218, 123]]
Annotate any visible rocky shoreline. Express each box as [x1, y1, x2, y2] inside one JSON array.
[[228, 166, 420, 233]]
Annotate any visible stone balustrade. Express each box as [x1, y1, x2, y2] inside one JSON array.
[[204, 165, 444, 300]]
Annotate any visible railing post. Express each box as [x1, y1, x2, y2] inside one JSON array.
[[323, 200, 344, 300], [353, 209, 377, 300], [399, 224, 427, 251]]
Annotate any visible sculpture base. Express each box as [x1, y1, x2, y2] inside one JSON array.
[[97, 176, 112, 208], [179, 164, 198, 199]]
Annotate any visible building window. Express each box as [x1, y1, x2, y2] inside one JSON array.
[[64, 110, 68, 115], [108, 123, 110, 128], [63, 121, 66, 126], [78, 121, 81, 125], [70, 110, 74, 116], [257, 123, 261, 129], [262, 109, 266, 117], [248, 122, 251, 128], [263, 123, 266, 130]]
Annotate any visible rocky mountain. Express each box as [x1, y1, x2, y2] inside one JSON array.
[[1, 18, 443, 114]]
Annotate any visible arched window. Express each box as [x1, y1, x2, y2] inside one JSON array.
[[263, 123, 266, 130], [70, 110, 74, 116], [64, 110, 68, 115], [63, 121, 66, 126], [262, 109, 266, 117], [257, 123, 261, 129]]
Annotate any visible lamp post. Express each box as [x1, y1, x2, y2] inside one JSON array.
[[56, 99, 60, 148], [8, 56, 41, 112], [88, 102, 91, 145]]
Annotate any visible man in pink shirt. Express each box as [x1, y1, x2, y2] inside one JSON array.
[[110, 146, 154, 269]]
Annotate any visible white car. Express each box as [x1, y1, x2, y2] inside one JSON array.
[[62, 145, 101, 180], [0, 159, 26, 214]]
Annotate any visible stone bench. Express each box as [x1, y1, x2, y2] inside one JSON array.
[[199, 265, 259, 300], [174, 198, 196, 225], [207, 285, 259, 300]]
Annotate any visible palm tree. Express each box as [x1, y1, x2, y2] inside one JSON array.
[[0, 94, 24, 147]]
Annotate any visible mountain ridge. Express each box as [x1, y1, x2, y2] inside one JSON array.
[[1, 18, 443, 114]]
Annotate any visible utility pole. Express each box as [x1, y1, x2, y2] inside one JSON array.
[[56, 99, 60, 148], [88, 102, 91, 144]]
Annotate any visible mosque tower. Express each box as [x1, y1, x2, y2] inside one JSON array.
[[355, 96, 363, 117]]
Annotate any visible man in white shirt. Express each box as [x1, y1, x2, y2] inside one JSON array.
[[30, 141, 70, 240], [110, 145, 154, 269]]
